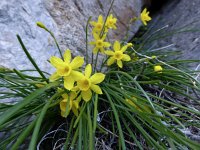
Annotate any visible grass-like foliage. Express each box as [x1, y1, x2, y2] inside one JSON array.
[[0, 2, 200, 150]]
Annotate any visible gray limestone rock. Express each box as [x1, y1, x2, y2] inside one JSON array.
[[0, 0, 143, 74], [148, 0, 200, 69]]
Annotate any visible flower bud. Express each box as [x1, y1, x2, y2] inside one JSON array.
[[154, 65, 163, 72], [36, 22, 46, 29], [127, 43, 133, 47]]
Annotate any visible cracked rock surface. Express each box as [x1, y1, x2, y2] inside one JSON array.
[[149, 0, 200, 69], [0, 0, 143, 73]]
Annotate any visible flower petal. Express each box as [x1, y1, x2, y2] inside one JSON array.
[[49, 72, 60, 81], [104, 42, 111, 47], [60, 99, 67, 112], [89, 41, 96, 45], [122, 54, 131, 61], [98, 15, 103, 24], [117, 60, 123, 68], [81, 89, 92, 102], [72, 106, 78, 116], [107, 57, 115, 66], [105, 50, 114, 56], [71, 70, 84, 81], [99, 48, 105, 53], [57, 66, 71, 77], [113, 41, 120, 51], [64, 76, 75, 90], [101, 33, 107, 40], [85, 64, 92, 78], [142, 20, 147, 26], [90, 21, 96, 26], [93, 32, 99, 40], [93, 47, 99, 54], [71, 86, 79, 91], [90, 73, 105, 84], [62, 93, 68, 99], [142, 8, 147, 14], [50, 56, 64, 68], [70, 92, 77, 100], [91, 84, 103, 94], [64, 49, 71, 63], [70, 56, 84, 69], [121, 45, 128, 52]]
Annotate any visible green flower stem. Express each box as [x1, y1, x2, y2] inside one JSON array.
[[93, 0, 114, 71], [0, 104, 44, 130], [11, 119, 37, 150], [73, 102, 87, 128], [121, 117, 143, 150], [94, 51, 100, 72], [13, 69, 26, 80], [63, 116, 75, 150], [91, 52, 94, 67], [103, 89, 126, 150], [78, 117, 83, 150], [17, 35, 48, 82], [70, 127, 79, 149], [132, 48, 200, 86], [125, 111, 164, 149], [87, 104, 94, 150], [45, 29, 64, 60], [99, 0, 115, 38], [28, 91, 63, 150], [93, 94, 98, 133], [107, 71, 156, 113], [100, 56, 109, 72], [120, 83, 200, 116], [85, 16, 92, 64]]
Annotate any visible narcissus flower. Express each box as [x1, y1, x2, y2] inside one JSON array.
[[75, 64, 105, 102], [140, 8, 151, 26], [90, 33, 111, 54], [105, 41, 132, 68], [49, 49, 84, 90], [126, 97, 141, 111], [126, 97, 152, 113], [60, 92, 81, 118], [154, 65, 163, 72], [106, 14, 117, 29], [90, 15, 104, 34]]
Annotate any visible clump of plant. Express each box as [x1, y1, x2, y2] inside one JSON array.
[[0, 1, 200, 149]]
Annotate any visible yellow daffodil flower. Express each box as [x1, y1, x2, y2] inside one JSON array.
[[126, 97, 151, 113], [154, 65, 163, 72], [90, 15, 104, 34], [75, 64, 105, 102], [105, 41, 132, 68], [60, 92, 81, 118], [49, 49, 84, 90], [90, 33, 111, 54], [106, 14, 117, 29], [126, 97, 141, 111], [140, 8, 151, 26]]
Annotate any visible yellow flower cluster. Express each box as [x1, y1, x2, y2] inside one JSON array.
[[89, 14, 133, 68], [46, 8, 154, 118], [105, 41, 132, 68], [140, 8, 151, 26], [49, 50, 105, 117]]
